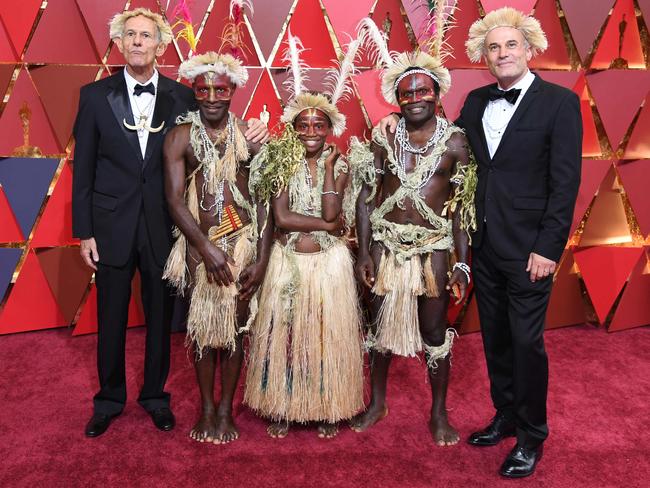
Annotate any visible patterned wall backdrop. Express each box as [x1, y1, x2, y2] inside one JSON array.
[[0, 0, 648, 335]]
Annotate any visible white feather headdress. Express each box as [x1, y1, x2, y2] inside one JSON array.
[[358, 0, 455, 106], [178, 51, 249, 87], [279, 31, 364, 137]]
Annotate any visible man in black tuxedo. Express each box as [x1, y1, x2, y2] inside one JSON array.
[[457, 8, 581, 477], [379, 7, 581, 478], [72, 8, 267, 438]]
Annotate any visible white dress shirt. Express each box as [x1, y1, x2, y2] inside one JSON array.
[[124, 68, 159, 158], [481, 70, 535, 158]]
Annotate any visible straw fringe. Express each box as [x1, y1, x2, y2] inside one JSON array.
[[186, 227, 255, 358], [244, 243, 364, 423], [424, 328, 458, 370], [163, 172, 201, 293], [371, 250, 443, 356]]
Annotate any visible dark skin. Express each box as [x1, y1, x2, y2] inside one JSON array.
[[163, 73, 273, 445], [267, 108, 347, 439], [350, 74, 470, 446]]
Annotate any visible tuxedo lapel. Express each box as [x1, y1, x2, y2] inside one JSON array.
[[474, 87, 492, 163], [143, 77, 175, 167], [492, 76, 542, 160], [106, 74, 144, 163]]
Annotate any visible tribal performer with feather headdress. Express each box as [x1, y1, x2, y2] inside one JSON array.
[[348, 0, 477, 447], [243, 31, 366, 439], [162, 0, 271, 445]]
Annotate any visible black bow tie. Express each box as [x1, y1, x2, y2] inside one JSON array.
[[133, 82, 155, 96], [488, 86, 521, 104]]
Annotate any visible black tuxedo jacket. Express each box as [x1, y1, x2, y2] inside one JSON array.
[[456, 74, 582, 263], [72, 72, 195, 267]]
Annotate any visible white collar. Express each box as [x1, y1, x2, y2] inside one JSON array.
[[123, 68, 159, 93], [497, 69, 535, 92]]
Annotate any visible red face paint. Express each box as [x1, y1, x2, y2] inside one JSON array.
[[193, 73, 235, 102], [293, 108, 331, 155], [396, 73, 437, 106]]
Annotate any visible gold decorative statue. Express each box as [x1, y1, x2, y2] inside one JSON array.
[[12, 101, 43, 157], [609, 13, 629, 69]]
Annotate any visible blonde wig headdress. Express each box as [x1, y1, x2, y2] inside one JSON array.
[[109, 8, 173, 46], [279, 30, 364, 137], [178, 51, 249, 87], [465, 7, 547, 63], [358, 0, 456, 106]]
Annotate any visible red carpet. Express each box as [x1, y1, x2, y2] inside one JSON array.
[[0, 325, 648, 487]]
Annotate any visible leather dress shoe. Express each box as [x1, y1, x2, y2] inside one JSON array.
[[467, 413, 516, 446], [149, 407, 175, 431], [499, 444, 543, 478], [85, 413, 117, 438]]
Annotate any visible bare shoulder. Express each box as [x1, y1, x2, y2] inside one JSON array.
[[445, 131, 469, 154], [166, 122, 191, 141], [164, 123, 191, 153]]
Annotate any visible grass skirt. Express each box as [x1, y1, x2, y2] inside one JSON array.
[[186, 226, 255, 356], [370, 249, 441, 357], [244, 241, 365, 423]]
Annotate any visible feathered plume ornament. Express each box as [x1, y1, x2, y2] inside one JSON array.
[[418, 0, 457, 60], [220, 0, 254, 60], [357, 17, 395, 66], [171, 0, 199, 52], [282, 30, 309, 100], [324, 33, 365, 106], [358, 9, 454, 105], [279, 29, 371, 137]]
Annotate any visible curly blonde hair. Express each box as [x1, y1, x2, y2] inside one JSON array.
[[109, 8, 173, 46]]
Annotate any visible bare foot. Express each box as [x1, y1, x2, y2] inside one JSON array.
[[189, 410, 218, 443], [349, 405, 389, 432], [429, 411, 459, 446], [317, 422, 339, 439], [267, 422, 289, 439], [212, 410, 239, 445]]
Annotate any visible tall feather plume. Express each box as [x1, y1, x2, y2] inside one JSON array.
[[171, 0, 199, 52], [325, 32, 365, 106], [220, 0, 253, 60], [357, 17, 394, 67], [282, 30, 309, 99], [418, 0, 457, 60]]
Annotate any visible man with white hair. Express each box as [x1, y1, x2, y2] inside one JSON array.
[[460, 7, 581, 477], [72, 8, 267, 438]]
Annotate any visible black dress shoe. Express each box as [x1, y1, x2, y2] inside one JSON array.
[[499, 444, 543, 478], [85, 413, 117, 438], [467, 413, 516, 446], [149, 407, 175, 431]]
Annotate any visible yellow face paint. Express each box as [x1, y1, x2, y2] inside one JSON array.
[[396, 73, 437, 106]]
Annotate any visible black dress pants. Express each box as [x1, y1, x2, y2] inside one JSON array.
[[473, 230, 552, 449], [93, 209, 172, 415]]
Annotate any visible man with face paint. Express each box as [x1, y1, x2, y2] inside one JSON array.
[[162, 51, 272, 445], [72, 9, 269, 439], [380, 7, 581, 477], [348, 44, 477, 446], [243, 35, 365, 439]]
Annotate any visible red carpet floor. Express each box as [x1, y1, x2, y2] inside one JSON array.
[[0, 325, 648, 487]]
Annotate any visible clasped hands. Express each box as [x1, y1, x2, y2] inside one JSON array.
[[199, 242, 262, 301]]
